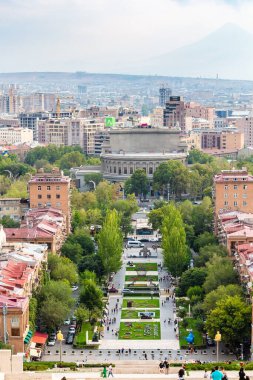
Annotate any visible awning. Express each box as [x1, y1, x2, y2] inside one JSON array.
[[31, 332, 48, 345], [24, 330, 33, 344]]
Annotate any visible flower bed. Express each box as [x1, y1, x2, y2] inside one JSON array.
[[119, 321, 161, 339]]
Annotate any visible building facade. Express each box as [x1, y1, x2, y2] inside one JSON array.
[[159, 86, 172, 107], [0, 127, 33, 145], [28, 168, 71, 232], [163, 96, 185, 132]]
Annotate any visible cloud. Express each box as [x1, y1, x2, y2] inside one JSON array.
[[0, 0, 252, 73]]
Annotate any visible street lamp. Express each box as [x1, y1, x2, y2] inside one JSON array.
[[215, 331, 221, 363], [57, 330, 64, 362], [240, 343, 244, 361]]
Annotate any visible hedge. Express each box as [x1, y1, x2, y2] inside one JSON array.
[[170, 362, 251, 371], [24, 362, 115, 371]]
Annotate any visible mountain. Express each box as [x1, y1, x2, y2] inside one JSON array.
[[140, 23, 253, 80]]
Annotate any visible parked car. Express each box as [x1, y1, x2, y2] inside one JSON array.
[[49, 332, 56, 340], [108, 287, 118, 293], [68, 326, 76, 334], [149, 237, 159, 242], [47, 334, 56, 346], [66, 333, 74, 345], [71, 285, 79, 291], [64, 318, 71, 325], [122, 289, 134, 294]]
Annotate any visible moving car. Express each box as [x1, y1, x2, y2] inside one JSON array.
[[71, 285, 79, 291], [127, 240, 144, 248], [108, 287, 118, 293], [64, 318, 71, 325], [68, 326, 76, 334], [66, 333, 74, 345], [149, 237, 159, 242], [122, 288, 134, 293]]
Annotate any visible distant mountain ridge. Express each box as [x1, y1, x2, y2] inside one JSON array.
[[140, 23, 253, 81]]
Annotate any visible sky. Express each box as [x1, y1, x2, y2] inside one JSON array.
[[0, 0, 253, 74]]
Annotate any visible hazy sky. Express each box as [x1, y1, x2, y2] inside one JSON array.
[[0, 0, 252, 73]]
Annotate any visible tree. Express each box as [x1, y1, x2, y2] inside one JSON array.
[[79, 279, 103, 321], [0, 215, 20, 228], [187, 149, 214, 164], [78, 255, 105, 280], [205, 296, 251, 349], [85, 173, 103, 187], [71, 209, 87, 231], [0, 175, 11, 195], [95, 181, 118, 213], [148, 208, 165, 230], [202, 284, 243, 313], [86, 208, 103, 226], [203, 255, 238, 293], [61, 241, 83, 264], [192, 197, 213, 235], [112, 195, 138, 237], [98, 209, 123, 278], [47, 254, 78, 285], [74, 306, 89, 326], [4, 179, 28, 198], [186, 286, 204, 305], [153, 160, 189, 199], [40, 298, 70, 330], [177, 268, 207, 296], [193, 232, 218, 252], [39, 280, 74, 308], [195, 244, 228, 267], [162, 204, 188, 277], [57, 151, 86, 170], [29, 297, 38, 331], [124, 169, 149, 199], [178, 200, 194, 225]]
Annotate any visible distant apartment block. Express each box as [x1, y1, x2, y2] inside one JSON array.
[[159, 86, 172, 107], [0, 127, 33, 145], [0, 198, 29, 222], [163, 96, 185, 131]]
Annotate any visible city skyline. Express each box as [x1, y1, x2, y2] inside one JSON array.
[[0, 0, 253, 79]]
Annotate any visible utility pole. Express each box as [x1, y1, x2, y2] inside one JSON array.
[[167, 183, 170, 202], [3, 303, 8, 344]]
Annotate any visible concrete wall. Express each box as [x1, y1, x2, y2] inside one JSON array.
[[109, 129, 186, 153]]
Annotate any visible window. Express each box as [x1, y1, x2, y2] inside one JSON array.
[[234, 201, 238, 206], [224, 193, 228, 198], [38, 203, 43, 207], [11, 317, 20, 337], [224, 201, 228, 206], [56, 185, 60, 190], [149, 167, 153, 175], [56, 194, 60, 199], [234, 193, 238, 198], [130, 167, 133, 174], [234, 185, 238, 190], [119, 168, 121, 175], [47, 194, 51, 199], [224, 185, 228, 190], [56, 202, 61, 207], [38, 185, 41, 191], [46, 202, 51, 207], [38, 194, 42, 199], [47, 185, 51, 190], [124, 167, 127, 175], [243, 194, 247, 198], [243, 201, 247, 206], [243, 184, 247, 190], [114, 166, 116, 174]]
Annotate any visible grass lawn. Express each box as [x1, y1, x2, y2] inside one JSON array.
[[122, 298, 160, 308], [179, 318, 203, 348], [126, 263, 158, 271], [119, 322, 160, 339], [121, 309, 160, 319], [74, 322, 94, 346], [125, 275, 158, 282]]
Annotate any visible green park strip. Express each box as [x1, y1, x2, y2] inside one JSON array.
[[125, 275, 158, 282], [74, 322, 94, 348], [119, 321, 160, 339], [126, 263, 158, 271], [178, 318, 204, 348], [121, 309, 160, 319], [122, 298, 160, 308]]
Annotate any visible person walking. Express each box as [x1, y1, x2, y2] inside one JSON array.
[[101, 366, 107, 378], [159, 361, 164, 373], [178, 365, 185, 380], [211, 366, 223, 380], [108, 364, 114, 377], [164, 359, 169, 375], [239, 367, 246, 380]]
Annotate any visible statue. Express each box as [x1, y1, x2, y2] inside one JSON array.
[[186, 331, 195, 345]]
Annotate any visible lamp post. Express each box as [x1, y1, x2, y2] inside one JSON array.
[[57, 330, 64, 362], [240, 343, 244, 361], [215, 331, 221, 363]]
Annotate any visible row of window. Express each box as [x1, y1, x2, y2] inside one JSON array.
[[224, 201, 247, 206], [108, 166, 153, 175], [224, 185, 247, 190], [224, 178, 247, 181], [38, 185, 61, 191], [38, 194, 60, 199], [38, 202, 61, 207], [224, 193, 247, 198]]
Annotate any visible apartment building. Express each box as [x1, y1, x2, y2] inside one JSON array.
[[236, 114, 253, 147], [163, 96, 185, 131], [28, 168, 71, 232], [21, 93, 55, 113], [0, 127, 33, 145], [185, 101, 215, 123], [213, 169, 253, 233], [201, 129, 244, 150], [0, 198, 29, 222]]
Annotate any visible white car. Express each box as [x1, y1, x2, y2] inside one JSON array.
[[69, 326, 76, 334], [64, 318, 71, 325], [71, 285, 78, 291], [122, 289, 134, 293], [149, 237, 159, 242], [47, 338, 56, 346]]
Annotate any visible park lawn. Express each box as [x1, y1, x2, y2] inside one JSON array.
[[74, 322, 94, 346], [122, 298, 160, 308], [125, 275, 158, 282], [126, 263, 158, 271], [121, 309, 160, 319], [119, 322, 160, 340], [178, 318, 203, 348]]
